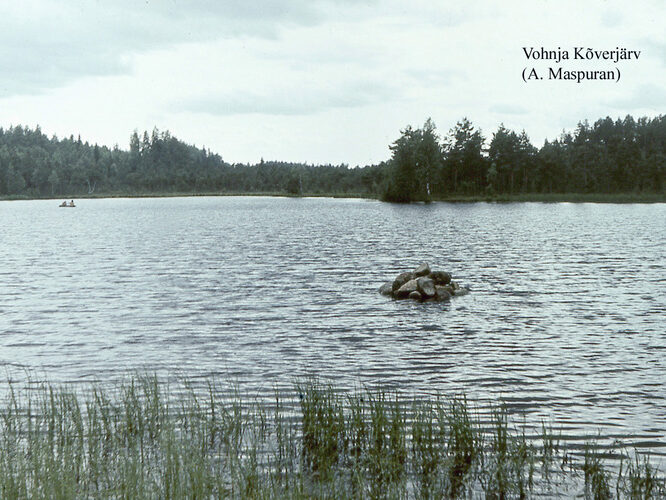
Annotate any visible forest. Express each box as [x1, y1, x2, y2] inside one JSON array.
[[383, 115, 665, 202], [0, 114, 664, 201]]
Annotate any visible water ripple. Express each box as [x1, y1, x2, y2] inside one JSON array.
[[1, 197, 665, 454]]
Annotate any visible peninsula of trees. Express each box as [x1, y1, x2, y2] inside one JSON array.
[[0, 114, 664, 201]]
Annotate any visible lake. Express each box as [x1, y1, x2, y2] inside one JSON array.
[[2, 196, 665, 456]]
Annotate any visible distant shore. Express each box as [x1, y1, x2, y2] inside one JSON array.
[[2, 191, 665, 203], [431, 192, 666, 203]]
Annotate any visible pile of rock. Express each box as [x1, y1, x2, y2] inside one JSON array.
[[379, 263, 469, 302]]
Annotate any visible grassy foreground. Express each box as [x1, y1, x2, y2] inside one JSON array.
[[1, 376, 664, 499]]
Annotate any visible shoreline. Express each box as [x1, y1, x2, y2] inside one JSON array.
[[2, 191, 665, 204]]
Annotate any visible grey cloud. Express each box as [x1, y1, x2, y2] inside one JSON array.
[[406, 68, 457, 86], [600, 10, 623, 28], [0, 41, 132, 97], [418, 3, 480, 28], [608, 83, 666, 110], [0, 0, 371, 98], [181, 80, 398, 116], [642, 39, 666, 66], [488, 104, 528, 115]]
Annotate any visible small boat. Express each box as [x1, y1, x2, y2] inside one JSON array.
[[59, 201, 76, 207]]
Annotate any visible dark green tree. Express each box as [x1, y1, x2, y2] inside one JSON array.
[[6, 162, 26, 194], [443, 118, 486, 194], [383, 125, 419, 202], [383, 119, 442, 202]]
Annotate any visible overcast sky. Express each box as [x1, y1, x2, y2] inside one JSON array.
[[1, 0, 664, 166]]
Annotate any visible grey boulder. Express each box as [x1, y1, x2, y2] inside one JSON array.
[[395, 279, 418, 299], [416, 277, 436, 298], [434, 286, 452, 301], [392, 272, 416, 292], [430, 271, 451, 285], [379, 282, 394, 296], [379, 265, 469, 303], [414, 262, 431, 277]]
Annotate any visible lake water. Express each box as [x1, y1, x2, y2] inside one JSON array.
[[1, 196, 665, 456]]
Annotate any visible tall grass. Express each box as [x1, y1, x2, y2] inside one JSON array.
[[1, 376, 664, 499]]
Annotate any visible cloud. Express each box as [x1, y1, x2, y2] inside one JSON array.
[[642, 39, 666, 66], [181, 79, 399, 116], [600, 10, 623, 28], [488, 104, 528, 115], [405, 68, 458, 86], [0, 0, 370, 98], [608, 83, 666, 110]]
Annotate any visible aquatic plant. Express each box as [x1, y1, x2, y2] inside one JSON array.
[[0, 375, 664, 499]]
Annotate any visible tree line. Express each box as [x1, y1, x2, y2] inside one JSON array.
[[0, 115, 664, 201], [384, 115, 665, 202], [0, 126, 385, 198]]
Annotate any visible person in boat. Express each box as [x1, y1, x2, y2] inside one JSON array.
[[69, 200, 75, 207], [60, 200, 67, 207]]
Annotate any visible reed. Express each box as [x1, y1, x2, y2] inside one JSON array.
[[583, 444, 613, 500], [1, 376, 664, 499]]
